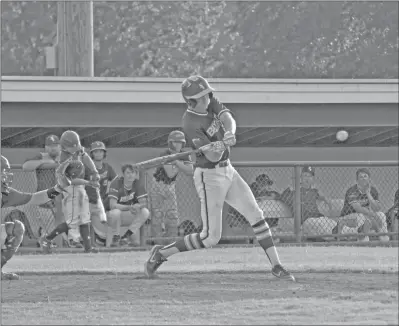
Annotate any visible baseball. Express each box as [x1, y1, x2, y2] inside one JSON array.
[[336, 130, 349, 142]]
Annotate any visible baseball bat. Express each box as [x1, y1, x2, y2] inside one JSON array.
[[135, 142, 221, 170]]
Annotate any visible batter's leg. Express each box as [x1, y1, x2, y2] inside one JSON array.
[[225, 168, 295, 281], [144, 167, 231, 278]]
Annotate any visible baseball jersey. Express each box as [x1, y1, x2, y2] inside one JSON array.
[[153, 149, 191, 184], [85, 162, 117, 203], [105, 175, 147, 211], [182, 96, 231, 168], [340, 184, 379, 216], [24, 152, 58, 191], [1, 188, 32, 209]]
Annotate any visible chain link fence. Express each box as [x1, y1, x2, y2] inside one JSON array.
[[3, 162, 398, 247], [145, 161, 399, 244]]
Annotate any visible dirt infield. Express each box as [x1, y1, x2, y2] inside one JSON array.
[[2, 247, 398, 325]]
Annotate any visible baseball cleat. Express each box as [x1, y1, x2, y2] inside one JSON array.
[[144, 245, 167, 278], [272, 264, 296, 282], [39, 235, 53, 254], [1, 271, 20, 280]]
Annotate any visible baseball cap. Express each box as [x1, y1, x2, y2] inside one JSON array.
[[256, 174, 273, 185], [302, 166, 315, 176], [356, 168, 371, 178], [45, 135, 60, 146]]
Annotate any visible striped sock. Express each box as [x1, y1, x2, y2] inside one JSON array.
[[159, 233, 205, 259], [252, 219, 281, 266]]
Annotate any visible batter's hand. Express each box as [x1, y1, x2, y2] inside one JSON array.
[[223, 131, 236, 147]]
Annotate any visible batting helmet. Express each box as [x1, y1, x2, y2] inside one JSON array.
[[1, 155, 13, 195], [181, 75, 215, 102], [168, 130, 186, 151], [60, 130, 81, 152], [90, 141, 107, 159]]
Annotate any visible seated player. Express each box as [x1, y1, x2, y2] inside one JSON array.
[[386, 189, 398, 240], [250, 174, 281, 200], [104, 163, 150, 247], [39, 130, 101, 253], [340, 168, 389, 242], [279, 166, 340, 240], [1, 155, 67, 280]]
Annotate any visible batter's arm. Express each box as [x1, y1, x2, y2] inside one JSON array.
[[219, 112, 236, 135]]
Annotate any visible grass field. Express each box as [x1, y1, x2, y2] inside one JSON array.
[[1, 246, 398, 325]]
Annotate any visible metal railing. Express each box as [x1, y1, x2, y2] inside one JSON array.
[[3, 161, 398, 248]]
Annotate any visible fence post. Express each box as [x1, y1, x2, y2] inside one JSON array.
[[54, 195, 64, 248], [294, 166, 302, 243]]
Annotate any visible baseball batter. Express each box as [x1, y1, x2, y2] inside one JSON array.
[[39, 131, 101, 253], [1, 155, 66, 280], [150, 130, 193, 239], [144, 75, 294, 281]]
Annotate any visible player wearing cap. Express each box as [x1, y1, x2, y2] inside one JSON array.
[[86, 141, 118, 246], [144, 75, 294, 281], [340, 168, 389, 242], [150, 130, 193, 241]]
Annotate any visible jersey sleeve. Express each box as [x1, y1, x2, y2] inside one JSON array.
[[108, 178, 120, 201], [135, 171, 148, 199], [182, 118, 211, 149], [209, 96, 231, 119], [107, 164, 118, 182], [1, 188, 32, 208]]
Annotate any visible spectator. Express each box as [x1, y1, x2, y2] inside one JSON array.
[[22, 134, 60, 193], [279, 166, 339, 240], [340, 168, 389, 242], [22, 135, 62, 246], [386, 189, 398, 240], [104, 163, 150, 247], [250, 174, 281, 200]]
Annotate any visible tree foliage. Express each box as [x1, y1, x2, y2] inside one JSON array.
[[1, 1, 398, 78]]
